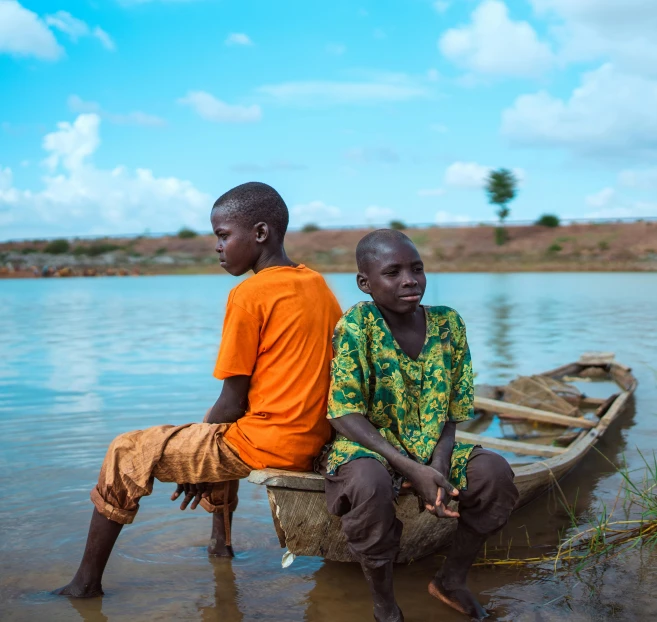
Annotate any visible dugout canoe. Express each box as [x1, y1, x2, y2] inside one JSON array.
[[248, 353, 637, 564]]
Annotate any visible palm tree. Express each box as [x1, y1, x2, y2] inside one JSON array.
[[485, 168, 518, 245]]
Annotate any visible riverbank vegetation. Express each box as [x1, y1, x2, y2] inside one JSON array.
[[1, 221, 656, 277]]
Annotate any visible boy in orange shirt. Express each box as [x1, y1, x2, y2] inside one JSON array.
[[55, 182, 342, 598]]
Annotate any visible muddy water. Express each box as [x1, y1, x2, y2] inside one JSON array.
[[1, 273, 656, 621]]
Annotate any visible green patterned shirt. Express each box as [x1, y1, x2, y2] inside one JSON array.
[[325, 302, 476, 490]]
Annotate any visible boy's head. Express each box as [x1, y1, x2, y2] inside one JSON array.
[[211, 182, 289, 276], [356, 229, 426, 314]]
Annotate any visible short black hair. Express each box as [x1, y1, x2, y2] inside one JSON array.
[[212, 182, 289, 239], [356, 228, 414, 272]]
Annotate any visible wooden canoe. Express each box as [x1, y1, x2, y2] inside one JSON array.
[[248, 353, 637, 564]]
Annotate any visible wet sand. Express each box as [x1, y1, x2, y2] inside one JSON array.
[[1, 273, 656, 621]]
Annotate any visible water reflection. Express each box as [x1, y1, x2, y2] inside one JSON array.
[[1, 274, 656, 621]]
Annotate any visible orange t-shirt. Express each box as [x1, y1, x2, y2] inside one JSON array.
[[215, 265, 342, 471]]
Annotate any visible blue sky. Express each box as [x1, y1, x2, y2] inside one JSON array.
[[1, 0, 656, 239]]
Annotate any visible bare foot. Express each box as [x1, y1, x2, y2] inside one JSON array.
[[207, 538, 234, 557], [428, 577, 488, 620], [52, 580, 104, 598], [373, 604, 404, 622]]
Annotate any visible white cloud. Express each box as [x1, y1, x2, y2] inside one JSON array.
[[291, 200, 341, 225], [502, 63, 657, 156], [225, 33, 253, 46], [530, 0, 657, 77], [585, 200, 657, 220], [585, 187, 615, 209], [364, 205, 394, 221], [444, 161, 525, 189], [444, 161, 491, 188], [45, 10, 115, 51], [68, 95, 166, 127], [326, 43, 346, 56], [257, 77, 426, 106], [43, 114, 101, 171], [619, 167, 657, 190], [435, 210, 472, 224], [0, 0, 63, 60], [433, 1, 450, 13], [0, 114, 211, 237], [427, 68, 440, 82], [178, 91, 262, 123], [439, 0, 555, 78], [418, 188, 445, 197]]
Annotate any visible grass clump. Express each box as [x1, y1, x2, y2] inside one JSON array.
[[548, 242, 563, 253], [495, 227, 509, 246]]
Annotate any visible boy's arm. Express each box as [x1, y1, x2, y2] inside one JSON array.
[[429, 421, 456, 475], [204, 375, 250, 424], [329, 414, 459, 517]]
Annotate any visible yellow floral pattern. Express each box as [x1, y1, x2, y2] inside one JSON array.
[[325, 302, 476, 490]]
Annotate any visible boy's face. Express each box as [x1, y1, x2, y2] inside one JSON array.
[[211, 209, 263, 276], [357, 240, 426, 314]]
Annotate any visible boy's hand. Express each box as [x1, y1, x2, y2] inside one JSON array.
[[171, 483, 211, 510], [405, 463, 459, 519]]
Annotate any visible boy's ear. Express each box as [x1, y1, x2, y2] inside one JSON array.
[[254, 222, 269, 243], [356, 272, 371, 295]]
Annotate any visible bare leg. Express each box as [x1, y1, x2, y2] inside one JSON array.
[[53, 509, 123, 598], [428, 526, 488, 620], [207, 480, 238, 557], [208, 510, 234, 557], [361, 562, 403, 622]]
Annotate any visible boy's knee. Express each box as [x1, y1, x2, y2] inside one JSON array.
[[344, 459, 396, 508]]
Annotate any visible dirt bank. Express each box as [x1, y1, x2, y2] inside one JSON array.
[[2, 221, 656, 277]]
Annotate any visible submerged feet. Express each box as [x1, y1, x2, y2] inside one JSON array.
[[53, 577, 104, 598], [428, 577, 488, 620], [207, 512, 234, 557]]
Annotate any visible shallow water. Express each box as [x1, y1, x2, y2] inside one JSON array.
[[1, 273, 656, 621]]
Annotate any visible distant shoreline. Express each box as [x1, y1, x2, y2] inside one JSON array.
[[2, 221, 656, 278]]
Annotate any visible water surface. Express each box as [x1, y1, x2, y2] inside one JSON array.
[[1, 273, 656, 621]]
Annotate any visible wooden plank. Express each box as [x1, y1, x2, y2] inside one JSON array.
[[248, 468, 324, 491], [474, 396, 596, 429], [580, 396, 606, 408], [456, 430, 566, 457]]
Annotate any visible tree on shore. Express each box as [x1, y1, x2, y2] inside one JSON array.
[[485, 168, 518, 245]]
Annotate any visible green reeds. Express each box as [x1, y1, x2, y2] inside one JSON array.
[[474, 449, 657, 573]]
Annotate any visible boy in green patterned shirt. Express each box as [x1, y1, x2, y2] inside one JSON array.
[[319, 229, 518, 621]]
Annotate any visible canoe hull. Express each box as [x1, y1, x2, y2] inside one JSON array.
[[254, 357, 637, 564]]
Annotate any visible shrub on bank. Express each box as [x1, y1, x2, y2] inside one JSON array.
[[536, 214, 560, 227], [301, 223, 320, 233], [390, 220, 406, 231], [44, 239, 70, 254], [178, 227, 197, 239]]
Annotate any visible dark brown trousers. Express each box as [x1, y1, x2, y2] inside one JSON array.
[[322, 448, 519, 567]]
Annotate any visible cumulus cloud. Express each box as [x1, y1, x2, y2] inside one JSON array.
[[530, 0, 657, 77], [0, 114, 211, 238], [439, 0, 555, 78], [178, 91, 262, 123], [45, 10, 115, 50], [364, 205, 394, 221], [444, 161, 525, 189], [619, 167, 657, 189], [225, 33, 253, 46], [502, 63, 657, 156], [585, 187, 615, 209], [291, 200, 341, 225], [68, 95, 166, 127], [257, 76, 427, 106], [0, 0, 63, 60], [435, 211, 472, 224], [433, 1, 450, 13]]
